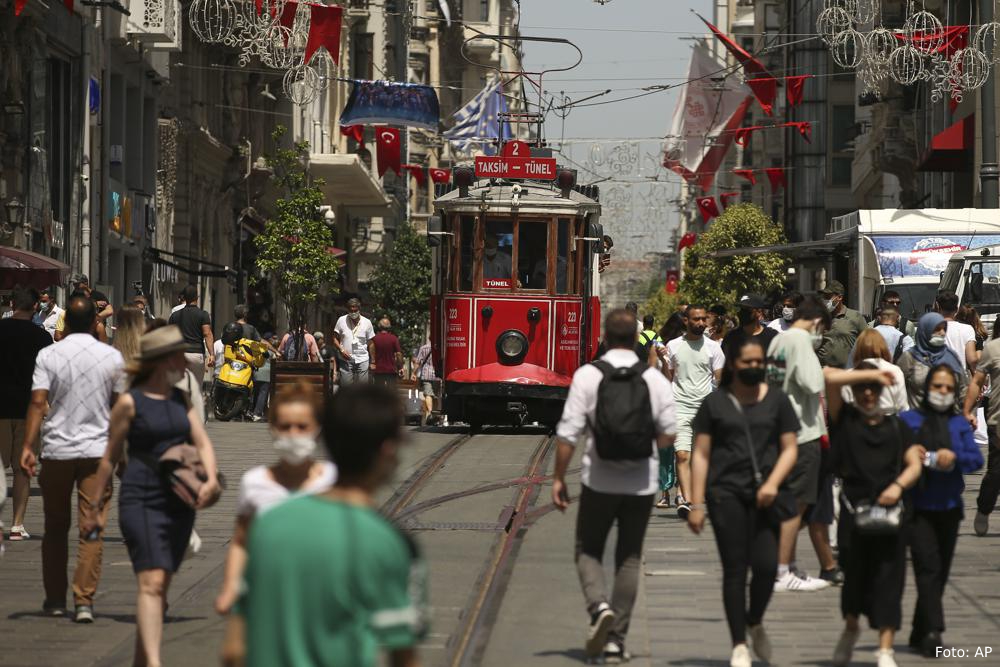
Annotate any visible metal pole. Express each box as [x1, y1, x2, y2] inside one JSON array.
[[981, 0, 999, 208]]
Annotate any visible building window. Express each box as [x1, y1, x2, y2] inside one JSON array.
[[46, 57, 75, 256], [832, 157, 852, 187], [352, 32, 374, 80], [832, 105, 856, 152]]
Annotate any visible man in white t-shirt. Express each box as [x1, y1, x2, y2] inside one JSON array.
[[333, 298, 376, 385], [552, 309, 676, 662], [19, 295, 125, 623], [936, 290, 977, 372], [663, 305, 725, 519]]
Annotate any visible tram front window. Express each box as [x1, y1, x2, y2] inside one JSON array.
[[519, 221, 549, 289], [483, 220, 513, 288]]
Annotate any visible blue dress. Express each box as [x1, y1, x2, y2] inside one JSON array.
[[119, 389, 196, 573]]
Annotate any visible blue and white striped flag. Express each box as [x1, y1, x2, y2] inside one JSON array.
[[443, 78, 513, 156]]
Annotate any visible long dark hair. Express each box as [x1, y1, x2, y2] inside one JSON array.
[[721, 338, 765, 387], [657, 312, 685, 343]]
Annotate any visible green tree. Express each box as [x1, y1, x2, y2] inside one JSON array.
[[368, 221, 432, 355], [641, 287, 684, 333], [255, 127, 340, 359], [680, 203, 787, 311]]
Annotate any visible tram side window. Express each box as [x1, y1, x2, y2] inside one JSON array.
[[483, 219, 514, 288], [459, 216, 475, 291], [518, 221, 549, 290], [556, 218, 570, 294]]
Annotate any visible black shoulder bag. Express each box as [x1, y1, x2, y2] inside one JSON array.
[[726, 391, 798, 524]]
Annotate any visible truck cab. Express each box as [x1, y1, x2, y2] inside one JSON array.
[[941, 244, 1000, 328]]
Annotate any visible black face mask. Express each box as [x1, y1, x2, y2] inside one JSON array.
[[736, 366, 766, 385]]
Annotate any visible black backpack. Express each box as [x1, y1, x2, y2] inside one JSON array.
[[589, 360, 657, 460]]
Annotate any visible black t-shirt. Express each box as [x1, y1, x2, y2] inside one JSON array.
[[0, 319, 53, 419], [691, 386, 800, 501], [168, 305, 212, 353], [594, 340, 648, 361], [831, 404, 915, 503], [721, 326, 778, 361], [240, 322, 261, 341]]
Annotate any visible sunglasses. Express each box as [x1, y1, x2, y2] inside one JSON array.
[[856, 383, 883, 394]]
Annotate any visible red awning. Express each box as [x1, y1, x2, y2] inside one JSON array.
[[326, 246, 346, 258], [0, 245, 71, 290], [918, 114, 974, 172]]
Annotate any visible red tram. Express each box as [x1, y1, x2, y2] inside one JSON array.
[[429, 166, 603, 430]]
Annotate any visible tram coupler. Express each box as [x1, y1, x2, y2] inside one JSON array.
[[506, 401, 528, 426]]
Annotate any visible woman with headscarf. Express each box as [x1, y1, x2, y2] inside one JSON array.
[[899, 365, 983, 657], [896, 312, 968, 409]]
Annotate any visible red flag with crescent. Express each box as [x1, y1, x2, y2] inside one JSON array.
[[696, 196, 720, 224], [677, 232, 698, 252], [429, 168, 451, 184], [403, 165, 426, 186], [304, 4, 343, 65], [341, 125, 364, 144], [376, 127, 401, 177]]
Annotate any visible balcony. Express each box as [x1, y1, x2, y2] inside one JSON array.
[[310, 153, 392, 216], [127, 0, 178, 44], [348, 0, 369, 17]]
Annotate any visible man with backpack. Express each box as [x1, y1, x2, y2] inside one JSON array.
[[278, 325, 320, 362], [638, 315, 661, 351], [870, 307, 914, 364], [552, 309, 676, 663]]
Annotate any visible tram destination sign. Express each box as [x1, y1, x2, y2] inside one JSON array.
[[474, 156, 557, 180]]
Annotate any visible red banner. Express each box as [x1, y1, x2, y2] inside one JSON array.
[[678, 232, 697, 251], [375, 127, 401, 177], [429, 167, 451, 184], [403, 164, 426, 186], [697, 196, 720, 224], [747, 78, 777, 116], [785, 75, 811, 107], [304, 4, 343, 65], [341, 124, 364, 144], [764, 167, 787, 191], [733, 168, 757, 185]]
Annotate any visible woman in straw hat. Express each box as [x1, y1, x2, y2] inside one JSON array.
[[83, 324, 221, 667]]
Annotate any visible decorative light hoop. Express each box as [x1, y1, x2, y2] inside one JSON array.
[[864, 27, 897, 67], [260, 24, 295, 69], [188, 0, 237, 43], [953, 47, 991, 90], [817, 6, 853, 46], [283, 65, 321, 106], [904, 10, 945, 54], [832, 28, 866, 69], [974, 21, 1000, 64], [888, 45, 924, 85], [851, 0, 875, 25]]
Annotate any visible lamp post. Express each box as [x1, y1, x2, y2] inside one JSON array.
[[982, 0, 999, 208], [4, 196, 25, 227]]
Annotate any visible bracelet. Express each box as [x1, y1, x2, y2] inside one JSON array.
[[891, 481, 904, 491]]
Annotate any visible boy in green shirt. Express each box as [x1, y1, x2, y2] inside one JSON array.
[[223, 385, 427, 667]]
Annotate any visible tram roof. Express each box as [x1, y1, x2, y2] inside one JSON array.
[[434, 179, 601, 217]]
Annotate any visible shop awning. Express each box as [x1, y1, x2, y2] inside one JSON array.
[[705, 238, 846, 259], [918, 114, 974, 172], [143, 247, 234, 278], [0, 245, 71, 290], [310, 153, 392, 215]]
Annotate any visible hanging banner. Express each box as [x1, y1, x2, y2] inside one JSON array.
[[429, 167, 451, 184], [785, 75, 811, 107], [696, 196, 720, 224], [747, 78, 777, 116], [733, 168, 757, 185], [403, 164, 426, 186], [339, 80, 440, 131], [304, 4, 343, 65], [375, 127, 401, 177], [764, 167, 787, 191], [340, 124, 365, 144], [677, 232, 697, 251], [663, 43, 753, 192]]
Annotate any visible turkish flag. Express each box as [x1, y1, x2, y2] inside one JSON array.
[[677, 232, 697, 252], [764, 167, 787, 191], [788, 121, 811, 143], [403, 165, 426, 186], [304, 4, 343, 65], [720, 192, 741, 209], [733, 169, 756, 185], [734, 126, 759, 147], [376, 127, 401, 177], [696, 197, 720, 224], [700, 16, 770, 78], [429, 168, 451, 184], [341, 125, 364, 144], [747, 78, 777, 116], [785, 75, 811, 107]]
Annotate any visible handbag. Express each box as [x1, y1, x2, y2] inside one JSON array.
[[726, 392, 798, 523], [135, 444, 224, 510], [839, 416, 904, 536]]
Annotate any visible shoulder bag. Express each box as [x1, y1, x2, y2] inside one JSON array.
[[134, 444, 225, 510], [839, 416, 904, 536], [726, 391, 798, 523]]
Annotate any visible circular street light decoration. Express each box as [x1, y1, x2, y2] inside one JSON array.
[[904, 9, 945, 54], [888, 45, 924, 85], [975, 21, 1000, 65], [832, 28, 865, 69], [283, 64, 321, 106], [817, 6, 853, 46], [865, 27, 897, 67], [189, 0, 237, 43]]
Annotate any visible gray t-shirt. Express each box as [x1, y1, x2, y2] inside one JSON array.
[[666, 335, 725, 414], [979, 338, 1000, 426], [766, 328, 826, 442]]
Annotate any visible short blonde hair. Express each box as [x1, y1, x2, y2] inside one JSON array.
[[854, 328, 890, 363]]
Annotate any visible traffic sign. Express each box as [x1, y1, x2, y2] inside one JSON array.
[[474, 155, 557, 180]]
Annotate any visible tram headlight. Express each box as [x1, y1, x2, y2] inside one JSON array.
[[496, 330, 529, 365]]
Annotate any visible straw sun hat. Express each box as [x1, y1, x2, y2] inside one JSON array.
[[136, 325, 188, 362]]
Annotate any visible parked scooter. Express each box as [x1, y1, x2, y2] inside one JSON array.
[[213, 322, 267, 422]]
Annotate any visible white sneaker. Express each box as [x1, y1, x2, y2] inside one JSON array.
[[730, 644, 752, 667], [8, 525, 29, 541], [774, 570, 831, 592], [832, 627, 860, 667], [974, 511, 989, 536], [748, 624, 772, 662], [876, 648, 898, 667]]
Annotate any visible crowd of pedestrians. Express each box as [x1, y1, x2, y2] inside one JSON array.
[[556, 287, 994, 666]]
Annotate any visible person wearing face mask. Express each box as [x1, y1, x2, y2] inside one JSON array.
[[722, 294, 778, 361], [898, 365, 983, 657], [687, 338, 800, 667], [816, 281, 867, 369], [19, 295, 124, 623], [765, 296, 839, 592], [766, 291, 803, 334], [215, 381, 335, 615], [222, 385, 426, 667], [897, 312, 969, 410], [83, 325, 220, 661], [483, 234, 513, 282], [334, 298, 376, 385], [34, 288, 63, 339], [825, 362, 926, 667]]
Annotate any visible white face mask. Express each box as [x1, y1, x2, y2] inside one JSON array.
[[781, 307, 795, 321], [857, 402, 882, 418], [164, 368, 185, 386], [824, 299, 836, 312], [349, 312, 360, 322], [927, 391, 954, 413], [928, 334, 947, 348], [273, 434, 319, 465]]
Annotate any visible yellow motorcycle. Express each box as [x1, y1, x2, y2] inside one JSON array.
[[213, 323, 267, 422]]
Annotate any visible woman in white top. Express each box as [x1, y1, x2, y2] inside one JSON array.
[[214, 380, 336, 614], [842, 330, 908, 415]]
